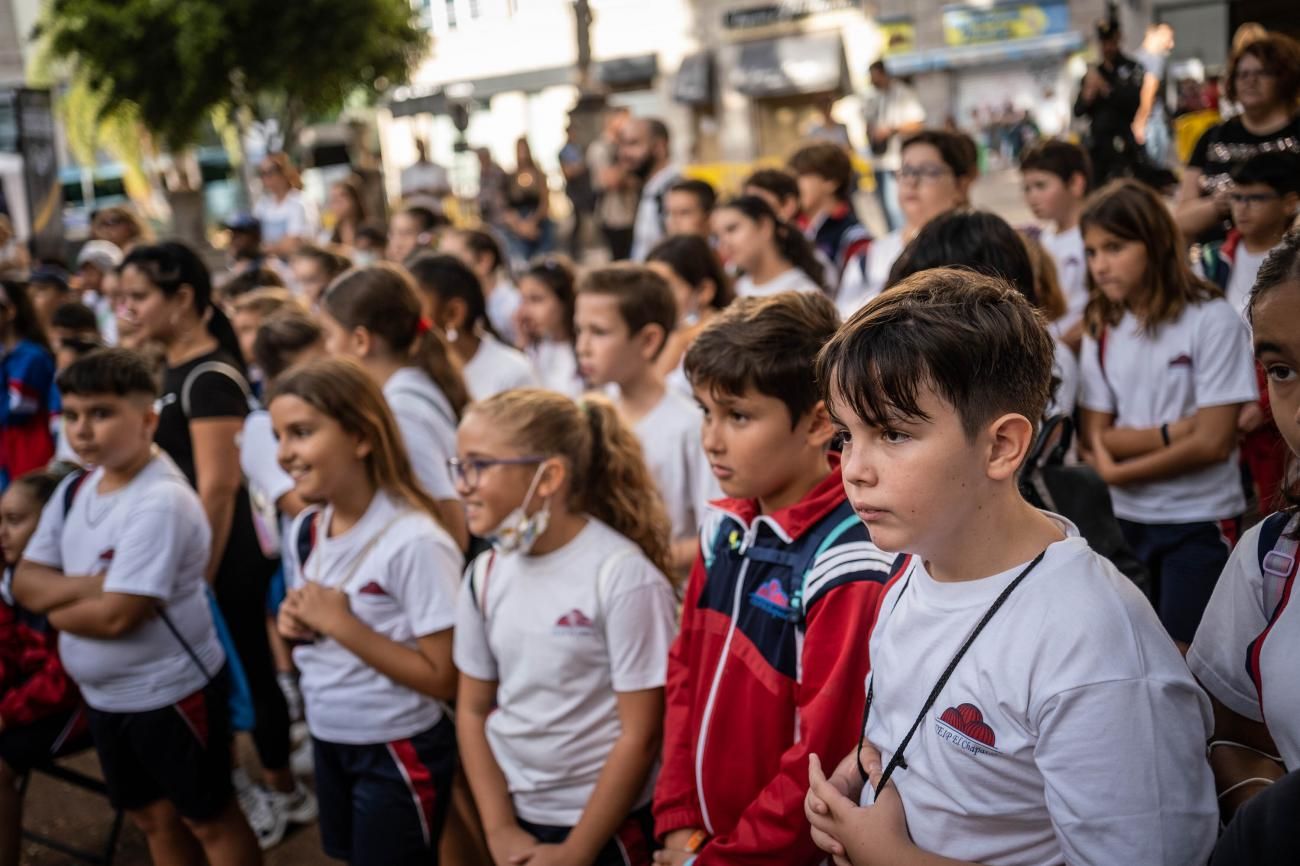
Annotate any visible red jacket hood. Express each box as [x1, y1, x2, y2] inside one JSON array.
[[707, 453, 847, 542]]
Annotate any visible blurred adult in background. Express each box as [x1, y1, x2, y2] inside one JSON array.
[[475, 147, 509, 230], [223, 214, 292, 285], [558, 122, 595, 259], [501, 137, 555, 265], [623, 117, 680, 261], [253, 152, 319, 257], [1177, 33, 1300, 243], [1073, 17, 1144, 186], [399, 138, 452, 209], [74, 239, 123, 344], [866, 60, 926, 233], [322, 176, 367, 251], [807, 94, 853, 150], [0, 215, 29, 277], [588, 106, 639, 261], [90, 205, 148, 254], [1133, 23, 1176, 166]]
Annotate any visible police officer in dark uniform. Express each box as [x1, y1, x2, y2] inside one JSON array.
[[1073, 15, 1145, 185]]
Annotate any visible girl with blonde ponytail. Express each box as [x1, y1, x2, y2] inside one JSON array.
[[319, 262, 469, 550], [451, 388, 676, 866], [269, 357, 462, 866]]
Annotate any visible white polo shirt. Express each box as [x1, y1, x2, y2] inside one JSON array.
[[632, 390, 718, 542], [1078, 299, 1257, 523], [25, 455, 223, 713], [1189, 513, 1300, 769], [453, 518, 677, 826], [285, 491, 461, 745], [383, 366, 459, 501], [1040, 226, 1088, 338], [862, 514, 1217, 865], [464, 334, 538, 401]]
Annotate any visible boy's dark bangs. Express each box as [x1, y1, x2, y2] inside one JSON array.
[[821, 322, 934, 430]]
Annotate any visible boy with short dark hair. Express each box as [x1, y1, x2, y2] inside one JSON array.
[[788, 142, 871, 285], [13, 348, 261, 866], [804, 269, 1217, 866], [742, 168, 802, 224], [575, 263, 717, 571], [664, 179, 717, 239], [652, 292, 896, 866], [1020, 139, 1092, 345]]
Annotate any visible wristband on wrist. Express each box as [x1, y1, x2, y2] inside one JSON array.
[[1160, 423, 1171, 446], [684, 830, 708, 852]]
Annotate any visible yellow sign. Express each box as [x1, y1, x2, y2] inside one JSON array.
[[879, 19, 916, 56], [941, 2, 1069, 47]]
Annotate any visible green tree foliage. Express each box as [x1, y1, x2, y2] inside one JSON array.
[[35, 0, 428, 152]]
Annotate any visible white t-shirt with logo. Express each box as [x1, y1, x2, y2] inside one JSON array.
[[863, 515, 1217, 866], [285, 491, 461, 745], [1225, 245, 1272, 319], [1078, 299, 1257, 522], [253, 189, 319, 246], [452, 519, 677, 825], [837, 228, 905, 317], [632, 390, 718, 542], [25, 455, 224, 713], [1039, 226, 1088, 338], [383, 367, 458, 501], [1189, 513, 1300, 768], [464, 334, 538, 401], [734, 267, 822, 299]]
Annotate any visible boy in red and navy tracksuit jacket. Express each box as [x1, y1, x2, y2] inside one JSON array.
[[653, 292, 896, 866]]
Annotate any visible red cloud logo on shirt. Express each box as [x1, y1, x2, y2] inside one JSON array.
[[1168, 354, 1193, 368], [937, 703, 998, 753], [555, 609, 593, 629]]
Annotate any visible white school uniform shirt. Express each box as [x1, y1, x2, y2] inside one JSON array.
[[1189, 512, 1300, 768], [452, 519, 677, 825], [1078, 299, 1257, 523], [487, 277, 522, 346], [383, 367, 458, 501], [285, 491, 461, 744], [1049, 337, 1079, 418], [24, 455, 223, 713], [1225, 245, 1273, 320], [240, 409, 296, 550], [1039, 225, 1088, 338], [253, 189, 319, 246], [526, 339, 583, 398], [836, 228, 904, 317], [863, 514, 1217, 866], [631, 164, 680, 262], [632, 390, 719, 542], [464, 334, 538, 400], [733, 267, 822, 299]]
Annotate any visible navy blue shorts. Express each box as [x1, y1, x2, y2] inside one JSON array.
[[0, 704, 88, 773], [517, 803, 656, 866], [86, 670, 234, 821], [1119, 518, 1239, 644], [313, 715, 456, 866]]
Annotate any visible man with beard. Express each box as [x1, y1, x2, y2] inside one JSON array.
[[622, 117, 681, 261]]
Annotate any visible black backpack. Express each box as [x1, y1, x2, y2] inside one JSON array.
[[1018, 415, 1152, 597]]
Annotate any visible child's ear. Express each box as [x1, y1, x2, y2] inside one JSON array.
[[637, 323, 667, 361], [1068, 172, 1088, 200], [350, 325, 374, 358], [804, 399, 835, 449], [534, 456, 568, 501], [444, 297, 470, 331], [985, 412, 1036, 482], [697, 279, 717, 309]]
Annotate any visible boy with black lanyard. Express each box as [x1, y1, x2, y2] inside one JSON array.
[[804, 270, 1217, 865]]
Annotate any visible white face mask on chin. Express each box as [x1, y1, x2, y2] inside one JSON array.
[[487, 463, 551, 555]]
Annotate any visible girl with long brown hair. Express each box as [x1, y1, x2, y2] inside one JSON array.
[[1078, 179, 1259, 646], [452, 389, 676, 866], [272, 357, 461, 866], [320, 262, 470, 550]]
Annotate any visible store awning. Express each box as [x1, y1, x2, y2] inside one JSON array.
[[884, 31, 1086, 76], [729, 32, 846, 98], [674, 52, 715, 106], [597, 54, 659, 88]]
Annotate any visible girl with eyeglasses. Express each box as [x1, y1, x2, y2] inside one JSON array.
[[272, 357, 461, 866], [451, 388, 676, 866], [1177, 32, 1300, 244], [837, 129, 978, 316]]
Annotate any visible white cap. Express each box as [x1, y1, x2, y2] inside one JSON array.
[[76, 239, 124, 273]]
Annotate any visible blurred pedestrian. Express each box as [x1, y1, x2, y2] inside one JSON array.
[[1073, 17, 1144, 186], [588, 107, 638, 261], [558, 122, 595, 259], [89, 206, 148, 255], [475, 147, 509, 230], [623, 118, 680, 262], [322, 176, 368, 251], [806, 95, 852, 150], [502, 138, 555, 266], [865, 60, 926, 233], [400, 138, 452, 209], [253, 153, 319, 258], [1133, 24, 1176, 167]]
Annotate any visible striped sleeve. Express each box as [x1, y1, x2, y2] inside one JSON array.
[[803, 522, 897, 609]]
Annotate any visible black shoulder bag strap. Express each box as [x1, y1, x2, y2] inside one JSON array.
[[855, 550, 1047, 796]]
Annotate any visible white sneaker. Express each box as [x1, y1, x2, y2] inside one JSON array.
[[270, 779, 319, 826], [290, 736, 315, 778], [234, 770, 287, 851]]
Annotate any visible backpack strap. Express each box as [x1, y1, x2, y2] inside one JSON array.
[[295, 510, 321, 573], [467, 549, 497, 617], [181, 361, 258, 418], [61, 469, 90, 518], [1257, 512, 1298, 619]]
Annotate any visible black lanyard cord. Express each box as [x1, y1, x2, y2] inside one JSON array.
[[855, 550, 1048, 796]]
